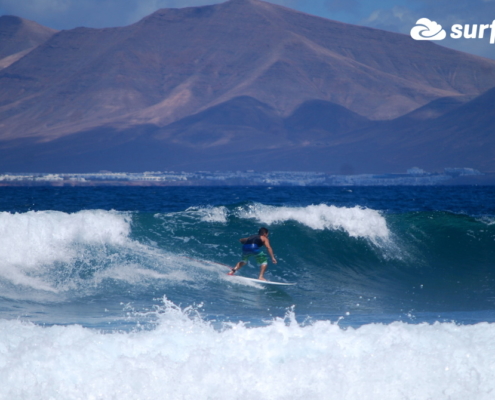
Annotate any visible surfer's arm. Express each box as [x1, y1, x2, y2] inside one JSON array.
[[239, 237, 248, 244], [262, 237, 277, 264]]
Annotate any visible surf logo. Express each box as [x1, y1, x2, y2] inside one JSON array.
[[410, 18, 446, 40], [451, 21, 495, 43], [411, 18, 495, 44]]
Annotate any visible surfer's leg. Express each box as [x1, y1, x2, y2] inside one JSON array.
[[255, 253, 268, 280], [229, 261, 246, 275], [258, 263, 268, 281]]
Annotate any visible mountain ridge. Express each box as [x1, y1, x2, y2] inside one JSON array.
[[0, 15, 57, 69], [0, 0, 494, 173]]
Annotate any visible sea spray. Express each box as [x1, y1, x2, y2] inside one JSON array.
[[1, 298, 495, 400], [0, 210, 131, 291], [0, 210, 198, 299]]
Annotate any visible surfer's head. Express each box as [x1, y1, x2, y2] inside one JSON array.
[[258, 227, 269, 236]]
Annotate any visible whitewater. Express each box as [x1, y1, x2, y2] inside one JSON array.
[[0, 186, 494, 399], [2, 304, 495, 400]]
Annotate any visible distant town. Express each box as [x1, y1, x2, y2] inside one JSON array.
[[0, 167, 492, 186]]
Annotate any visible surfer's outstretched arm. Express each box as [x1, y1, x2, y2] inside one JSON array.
[[261, 236, 277, 264]]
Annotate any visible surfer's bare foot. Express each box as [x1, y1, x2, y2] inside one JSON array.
[[228, 268, 236, 275], [258, 264, 268, 281]]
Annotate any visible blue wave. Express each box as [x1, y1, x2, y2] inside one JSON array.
[[0, 186, 493, 328]]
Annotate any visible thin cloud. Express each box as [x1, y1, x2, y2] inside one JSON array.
[[361, 0, 495, 59], [364, 6, 418, 34]]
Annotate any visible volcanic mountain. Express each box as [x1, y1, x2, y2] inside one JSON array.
[[0, 0, 494, 173], [0, 15, 57, 69]]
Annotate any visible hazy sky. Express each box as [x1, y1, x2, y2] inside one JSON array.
[[1, 0, 494, 59]]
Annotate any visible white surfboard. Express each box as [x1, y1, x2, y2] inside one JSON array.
[[229, 275, 296, 286]]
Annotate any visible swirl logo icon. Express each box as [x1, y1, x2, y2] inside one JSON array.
[[410, 18, 446, 40]]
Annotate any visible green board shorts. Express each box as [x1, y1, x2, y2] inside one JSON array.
[[241, 251, 268, 266]]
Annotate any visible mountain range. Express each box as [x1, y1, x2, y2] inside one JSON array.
[[0, 0, 494, 173]]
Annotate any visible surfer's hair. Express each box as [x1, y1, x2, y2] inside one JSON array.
[[258, 227, 269, 235]]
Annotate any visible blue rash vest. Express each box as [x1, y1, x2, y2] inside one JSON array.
[[242, 234, 264, 254]]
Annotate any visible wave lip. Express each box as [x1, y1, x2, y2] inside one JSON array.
[[237, 203, 390, 242], [188, 205, 229, 223]]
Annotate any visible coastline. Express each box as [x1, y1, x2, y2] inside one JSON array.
[[0, 169, 494, 186]]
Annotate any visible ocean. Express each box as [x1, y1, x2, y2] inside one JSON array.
[[0, 185, 494, 399]]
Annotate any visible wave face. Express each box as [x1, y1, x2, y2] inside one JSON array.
[[154, 202, 495, 317], [0, 186, 494, 399], [0, 187, 494, 325]]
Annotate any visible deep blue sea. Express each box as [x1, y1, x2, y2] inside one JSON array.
[[1, 185, 495, 399]]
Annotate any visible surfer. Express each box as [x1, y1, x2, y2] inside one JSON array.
[[228, 227, 277, 281]]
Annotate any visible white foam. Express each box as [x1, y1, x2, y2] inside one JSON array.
[[0, 299, 494, 400], [160, 206, 229, 223], [156, 203, 390, 243], [237, 203, 390, 242], [196, 206, 228, 223], [94, 264, 191, 284], [0, 210, 131, 291], [478, 216, 495, 226]]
